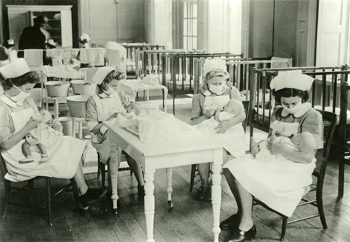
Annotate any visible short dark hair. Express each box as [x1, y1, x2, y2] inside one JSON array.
[[34, 15, 47, 26], [272, 88, 309, 104], [0, 71, 40, 91]]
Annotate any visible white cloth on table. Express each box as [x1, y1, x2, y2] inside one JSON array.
[[24, 49, 43, 67], [119, 112, 201, 143], [197, 116, 245, 158]]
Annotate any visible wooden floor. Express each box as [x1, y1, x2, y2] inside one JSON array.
[[1, 95, 350, 242]]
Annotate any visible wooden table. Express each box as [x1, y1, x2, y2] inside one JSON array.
[[104, 118, 224, 242]]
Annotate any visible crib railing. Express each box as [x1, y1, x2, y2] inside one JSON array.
[[251, 66, 350, 199], [136, 49, 193, 78], [250, 66, 345, 133], [122, 43, 165, 77]]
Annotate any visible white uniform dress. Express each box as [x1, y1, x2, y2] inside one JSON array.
[[85, 90, 130, 164], [0, 95, 86, 182], [223, 104, 323, 217]]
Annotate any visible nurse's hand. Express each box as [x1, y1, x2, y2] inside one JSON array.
[[51, 119, 63, 132], [26, 118, 41, 131], [215, 120, 231, 134]]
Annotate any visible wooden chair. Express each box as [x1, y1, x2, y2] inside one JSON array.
[[189, 100, 250, 192], [253, 110, 337, 241], [0, 153, 78, 226]]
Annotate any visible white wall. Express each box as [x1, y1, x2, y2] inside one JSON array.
[[117, 0, 145, 43], [79, 0, 118, 46]]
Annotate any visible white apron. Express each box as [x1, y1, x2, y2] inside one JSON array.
[[1, 98, 86, 182], [223, 121, 316, 217], [89, 92, 125, 164]]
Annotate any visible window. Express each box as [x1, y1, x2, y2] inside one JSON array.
[[183, 0, 198, 50]]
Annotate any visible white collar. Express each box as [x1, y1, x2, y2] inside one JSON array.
[[281, 102, 312, 117], [0, 93, 18, 108], [201, 90, 212, 97]]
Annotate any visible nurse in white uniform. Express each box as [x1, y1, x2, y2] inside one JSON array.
[[191, 59, 245, 202], [0, 59, 106, 214], [85, 67, 145, 205], [220, 71, 323, 242]]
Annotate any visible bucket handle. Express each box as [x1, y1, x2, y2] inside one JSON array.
[[83, 83, 91, 86], [54, 84, 62, 87]]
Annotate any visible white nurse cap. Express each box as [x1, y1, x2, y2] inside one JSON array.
[[270, 70, 315, 91], [92, 67, 116, 84], [203, 59, 227, 75], [0, 58, 30, 79]]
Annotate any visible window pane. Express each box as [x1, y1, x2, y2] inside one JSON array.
[[193, 19, 197, 36], [188, 19, 192, 36], [193, 37, 197, 49], [188, 37, 193, 50], [193, 3, 197, 18], [183, 19, 187, 35], [184, 2, 187, 18], [183, 37, 187, 49]]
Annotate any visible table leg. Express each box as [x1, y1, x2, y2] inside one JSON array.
[[77, 121, 82, 139], [166, 168, 173, 208], [72, 119, 76, 138], [144, 169, 155, 242], [54, 99, 59, 119], [109, 136, 120, 214], [211, 148, 223, 242], [164, 89, 168, 113]]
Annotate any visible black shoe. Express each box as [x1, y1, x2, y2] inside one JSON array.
[[138, 185, 145, 201], [224, 225, 257, 242], [194, 186, 211, 202], [220, 214, 241, 230], [79, 187, 107, 208]]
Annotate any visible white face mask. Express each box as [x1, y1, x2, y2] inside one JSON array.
[[209, 83, 226, 95], [11, 82, 31, 105], [282, 101, 303, 114]]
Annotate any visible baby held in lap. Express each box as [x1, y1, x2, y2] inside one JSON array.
[[20, 109, 63, 163], [197, 99, 244, 135], [251, 131, 316, 161]]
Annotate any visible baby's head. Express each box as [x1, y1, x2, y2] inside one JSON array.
[[223, 99, 244, 115], [126, 103, 141, 115], [290, 132, 316, 154], [39, 109, 53, 124]]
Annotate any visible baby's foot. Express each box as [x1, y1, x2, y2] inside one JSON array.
[[40, 155, 49, 163], [19, 156, 34, 164]]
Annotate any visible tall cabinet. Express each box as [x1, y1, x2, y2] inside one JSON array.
[[7, 5, 73, 47]]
